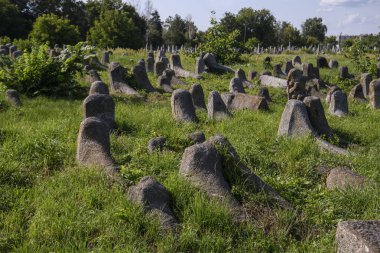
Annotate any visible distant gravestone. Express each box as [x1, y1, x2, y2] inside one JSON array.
[[316, 56, 329, 68], [188, 131, 206, 144], [132, 64, 155, 92], [89, 81, 109, 95], [5, 89, 21, 107], [83, 94, 115, 129], [258, 87, 272, 102], [171, 89, 198, 123], [369, 79, 380, 109], [148, 51, 154, 58], [108, 62, 140, 96], [87, 70, 101, 84], [221, 93, 269, 111], [146, 57, 154, 73], [292, 55, 302, 67], [336, 220, 380, 253], [76, 117, 116, 173], [339, 66, 354, 79], [229, 77, 245, 93], [329, 59, 339, 69], [377, 61, 380, 78], [207, 91, 232, 120], [349, 84, 366, 102], [303, 96, 333, 137], [278, 99, 315, 137], [328, 90, 348, 117], [154, 61, 165, 77], [303, 63, 315, 79], [360, 73, 372, 98], [128, 176, 178, 231], [0, 49, 7, 55], [189, 84, 206, 110], [157, 71, 174, 93], [326, 167, 366, 190], [147, 137, 167, 153]]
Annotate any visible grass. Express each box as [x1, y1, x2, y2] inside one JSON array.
[[0, 50, 379, 252]]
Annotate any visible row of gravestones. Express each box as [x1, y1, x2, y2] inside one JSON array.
[[0, 44, 23, 58]]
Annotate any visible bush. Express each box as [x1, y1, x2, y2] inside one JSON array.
[[29, 14, 80, 47], [345, 39, 378, 76], [0, 42, 91, 97]]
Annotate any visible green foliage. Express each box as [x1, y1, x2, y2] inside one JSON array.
[[12, 38, 36, 51], [163, 14, 187, 47], [0, 36, 11, 45], [147, 10, 163, 47], [278, 22, 302, 47], [306, 36, 319, 46], [324, 35, 337, 46], [345, 39, 378, 76], [301, 17, 327, 43], [0, 43, 89, 96], [244, 37, 260, 53], [199, 18, 241, 64], [0, 0, 30, 39], [29, 14, 80, 47]]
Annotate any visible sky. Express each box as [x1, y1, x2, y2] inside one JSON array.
[[127, 0, 380, 36]]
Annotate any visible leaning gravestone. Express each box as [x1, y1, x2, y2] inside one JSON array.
[[316, 56, 329, 68], [328, 90, 348, 117], [154, 61, 165, 77], [278, 99, 315, 137], [203, 53, 234, 73], [229, 78, 245, 93], [360, 73, 372, 97], [171, 89, 198, 123], [303, 96, 333, 138], [128, 176, 178, 231], [273, 64, 287, 79], [339, 66, 354, 79], [157, 71, 174, 93], [292, 55, 302, 67], [195, 56, 205, 75], [132, 64, 155, 93], [146, 57, 154, 73], [87, 70, 102, 84], [258, 87, 272, 102], [329, 59, 339, 69], [108, 62, 140, 96], [83, 94, 115, 129], [303, 63, 316, 80], [283, 60, 293, 75], [221, 93, 269, 111], [89, 81, 109, 95], [76, 117, 117, 174], [189, 84, 207, 110], [147, 137, 167, 153], [207, 91, 232, 120], [170, 54, 200, 79], [235, 68, 253, 88], [349, 84, 366, 102], [369, 79, 380, 109], [5, 89, 21, 107], [326, 167, 366, 190], [336, 220, 380, 253]]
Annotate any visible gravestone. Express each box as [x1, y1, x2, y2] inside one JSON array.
[[316, 56, 329, 68], [132, 64, 155, 92], [89, 81, 109, 95], [326, 167, 366, 190], [221, 93, 269, 111], [303, 63, 316, 79], [203, 53, 234, 73], [207, 91, 232, 120], [157, 71, 174, 93], [229, 78, 245, 93], [326, 86, 341, 105], [287, 69, 307, 100], [87, 70, 101, 84], [5, 89, 21, 107], [235, 68, 253, 88], [283, 60, 293, 74], [329, 59, 339, 69], [292, 55, 302, 67], [273, 64, 287, 79], [377, 61, 380, 78], [83, 94, 115, 129], [148, 51, 154, 58], [336, 220, 380, 253], [248, 70, 258, 80], [147, 137, 167, 153], [137, 59, 145, 68], [258, 87, 272, 102], [12, 50, 22, 58], [128, 176, 178, 231], [339, 66, 354, 79], [102, 51, 110, 64], [9, 45, 17, 56], [349, 84, 366, 102], [146, 57, 154, 72], [108, 62, 140, 96], [189, 84, 206, 110], [195, 56, 205, 74], [171, 89, 198, 122], [188, 131, 206, 144], [154, 61, 165, 77], [360, 73, 372, 98], [278, 99, 315, 137], [0, 49, 7, 55], [170, 54, 201, 79], [328, 90, 348, 117], [259, 75, 287, 88], [369, 79, 380, 109], [303, 96, 333, 137]]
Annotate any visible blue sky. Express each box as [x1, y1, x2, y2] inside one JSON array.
[[128, 0, 380, 35]]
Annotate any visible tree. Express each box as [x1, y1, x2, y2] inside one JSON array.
[[301, 17, 327, 43], [0, 0, 30, 39], [163, 14, 186, 47], [147, 10, 163, 47], [324, 35, 337, 46], [29, 14, 80, 47], [88, 10, 142, 49], [278, 22, 301, 46], [184, 15, 198, 47]]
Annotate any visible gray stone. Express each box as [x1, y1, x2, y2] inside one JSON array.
[[339, 66, 354, 79], [89, 81, 109, 95], [76, 117, 117, 174], [235, 68, 253, 88], [283, 60, 293, 74], [273, 64, 287, 79], [377, 62, 380, 78], [278, 99, 315, 137], [360, 73, 372, 98], [128, 176, 178, 231], [326, 86, 341, 105], [329, 59, 339, 69], [147, 137, 167, 153], [349, 84, 366, 102], [170, 54, 200, 79], [171, 89, 198, 123], [229, 77, 245, 93], [108, 62, 140, 96], [292, 55, 302, 67], [5, 89, 21, 107], [303, 96, 333, 137], [137, 59, 145, 68], [203, 53, 234, 73], [303, 63, 316, 79], [207, 91, 232, 120], [248, 70, 257, 80], [157, 72, 174, 93], [83, 94, 115, 129], [327, 167, 366, 190], [259, 75, 287, 88], [258, 87, 272, 102], [102, 51, 110, 64], [189, 84, 206, 110], [328, 90, 348, 117], [132, 64, 155, 92], [287, 69, 307, 100], [369, 79, 380, 109], [221, 93, 269, 111], [336, 220, 380, 253], [316, 56, 329, 68], [9, 45, 17, 56], [188, 131, 206, 144], [154, 61, 165, 77], [12, 50, 22, 58], [87, 70, 101, 84], [261, 70, 272, 76], [0, 49, 7, 55], [195, 57, 205, 74], [146, 57, 154, 73]]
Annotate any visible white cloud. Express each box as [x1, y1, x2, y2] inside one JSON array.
[[320, 0, 380, 6], [338, 13, 369, 27]]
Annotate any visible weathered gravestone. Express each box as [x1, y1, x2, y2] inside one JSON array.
[[128, 176, 178, 231], [89, 81, 109, 95], [377, 61, 380, 78], [273, 64, 287, 79], [102, 51, 110, 65], [329, 59, 339, 69], [339, 66, 354, 79], [336, 220, 380, 253], [316, 56, 329, 68], [287, 69, 307, 100], [5, 89, 21, 107], [195, 56, 205, 74], [369, 79, 380, 109], [303, 96, 333, 137], [0, 49, 7, 55], [360, 73, 372, 97], [258, 87, 272, 102], [235, 68, 253, 88], [349, 84, 366, 102], [259, 75, 287, 88], [278, 99, 315, 137], [207, 91, 232, 120], [147, 137, 167, 153], [229, 77, 245, 93], [132, 64, 155, 93], [171, 89, 198, 123], [87, 70, 101, 84], [203, 53, 234, 73], [146, 57, 154, 73], [283, 60, 293, 75], [303, 63, 317, 79], [248, 70, 258, 81], [108, 62, 140, 96], [326, 86, 341, 105], [189, 84, 206, 110], [157, 70, 174, 93], [328, 90, 348, 117], [76, 117, 116, 174], [188, 131, 206, 144], [221, 93, 269, 111], [12, 50, 22, 58], [9, 45, 17, 56], [83, 94, 115, 129], [326, 167, 366, 190], [292, 55, 302, 67], [170, 54, 200, 79], [154, 61, 165, 77]]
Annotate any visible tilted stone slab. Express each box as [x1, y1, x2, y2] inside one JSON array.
[[108, 62, 140, 96], [207, 91, 232, 120], [221, 93, 269, 111], [326, 167, 366, 190], [203, 53, 234, 74], [360, 73, 372, 98], [171, 89, 198, 123], [259, 75, 287, 88], [189, 84, 206, 110], [132, 64, 155, 93], [303, 96, 333, 137]]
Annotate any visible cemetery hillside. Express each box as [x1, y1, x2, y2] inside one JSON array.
[[0, 0, 380, 252]]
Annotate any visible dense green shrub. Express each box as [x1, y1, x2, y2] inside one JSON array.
[[345, 39, 378, 76], [29, 14, 80, 47]]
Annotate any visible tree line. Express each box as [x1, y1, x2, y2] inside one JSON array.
[[0, 0, 379, 50]]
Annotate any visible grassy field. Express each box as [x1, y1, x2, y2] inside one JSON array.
[[0, 50, 379, 252]]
